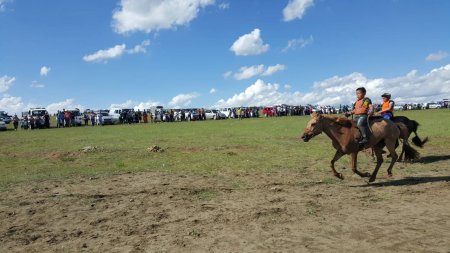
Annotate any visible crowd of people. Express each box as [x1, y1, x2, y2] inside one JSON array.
[[2, 95, 448, 131], [17, 112, 51, 130]]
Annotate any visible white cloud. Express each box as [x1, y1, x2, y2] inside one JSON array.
[[215, 64, 450, 107], [30, 81, 45, 88], [223, 71, 232, 79], [112, 0, 215, 34], [209, 88, 216, 94], [282, 35, 313, 52], [168, 92, 200, 108], [0, 75, 15, 93], [83, 40, 150, 63], [283, 0, 314, 22], [262, 64, 286, 76], [284, 84, 292, 90], [215, 79, 281, 107], [234, 65, 265, 80], [83, 44, 126, 63], [0, 94, 23, 114], [230, 28, 269, 56], [46, 99, 85, 114], [40, 66, 51, 76], [127, 39, 151, 54], [218, 2, 229, 9], [110, 99, 161, 111], [232, 64, 286, 80], [426, 51, 448, 62], [0, 0, 13, 12]]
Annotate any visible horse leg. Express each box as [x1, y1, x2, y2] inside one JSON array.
[[369, 147, 384, 182], [351, 152, 371, 178], [398, 144, 405, 162], [331, 150, 345, 180], [385, 139, 398, 177]]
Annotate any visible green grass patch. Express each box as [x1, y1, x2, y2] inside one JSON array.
[[1, 109, 449, 187]]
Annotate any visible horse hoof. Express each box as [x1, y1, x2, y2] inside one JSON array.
[[368, 177, 376, 183], [387, 173, 393, 178], [364, 172, 371, 178], [335, 173, 344, 180]]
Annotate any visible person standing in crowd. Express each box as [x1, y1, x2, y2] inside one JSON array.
[[64, 109, 71, 127], [84, 113, 89, 126], [97, 112, 103, 126], [380, 93, 395, 120], [22, 115, 28, 129], [58, 111, 64, 128], [90, 112, 96, 126], [12, 114, 19, 131], [170, 109, 174, 122], [143, 110, 148, 123], [149, 111, 153, 123], [56, 110, 60, 128], [28, 115, 35, 130], [44, 111, 50, 128]]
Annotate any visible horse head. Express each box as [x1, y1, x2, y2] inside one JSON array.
[[301, 112, 324, 142]]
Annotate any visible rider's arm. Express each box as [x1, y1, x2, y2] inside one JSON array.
[[368, 104, 374, 116]]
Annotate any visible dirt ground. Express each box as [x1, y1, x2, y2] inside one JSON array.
[[1, 169, 450, 253]]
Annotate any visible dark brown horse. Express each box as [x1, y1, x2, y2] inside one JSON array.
[[392, 116, 428, 162], [301, 113, 400, 182]]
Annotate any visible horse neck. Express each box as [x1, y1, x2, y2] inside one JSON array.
[[321, 118, 351, 144]]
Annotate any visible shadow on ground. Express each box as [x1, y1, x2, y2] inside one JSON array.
[[417, 155, 450, 164], [354, 176, 450, 187]]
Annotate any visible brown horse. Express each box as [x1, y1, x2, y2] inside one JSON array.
[[301, 113, 400, 182]]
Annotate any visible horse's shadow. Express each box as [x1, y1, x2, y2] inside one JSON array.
[[355, 176, 450, 187], [417, 155, 450, 164]]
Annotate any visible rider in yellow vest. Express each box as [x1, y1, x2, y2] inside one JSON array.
[[345, 87, 374, 145], [380, 93, 394, 120]]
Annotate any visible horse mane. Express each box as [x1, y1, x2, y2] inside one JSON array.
[[321, 115, 353, 128]]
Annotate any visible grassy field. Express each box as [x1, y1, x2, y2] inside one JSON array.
[[1, 109, 449, 187], [1, 109, 450, 252]]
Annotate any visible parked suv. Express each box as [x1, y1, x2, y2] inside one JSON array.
[[205, 109, 226, 120], [0, 120, 7, 131], [29, 108, 48, 127], [94, 110, 114, 125], [0, 111, 12, 124]]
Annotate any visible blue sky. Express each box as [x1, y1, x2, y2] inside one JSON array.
[[1, 0, 450, 113]]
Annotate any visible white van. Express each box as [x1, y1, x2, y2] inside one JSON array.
[[219, 108, 233, 118], [109, 108, 134, 124]]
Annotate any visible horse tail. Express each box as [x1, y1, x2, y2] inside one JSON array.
[[407, 120, 428, 148], [412, 135, 429, 148], [410, 119, 419, 134], [403, 143, 420, 161]]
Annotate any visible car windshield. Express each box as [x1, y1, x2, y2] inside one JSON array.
[[31, 110, 46, 116], [101, 112, 109, 116], [69, 111, 81, 116]]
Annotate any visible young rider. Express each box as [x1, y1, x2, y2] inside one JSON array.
[[345, 87, 374, 145], [380, 93, 395, 120]]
